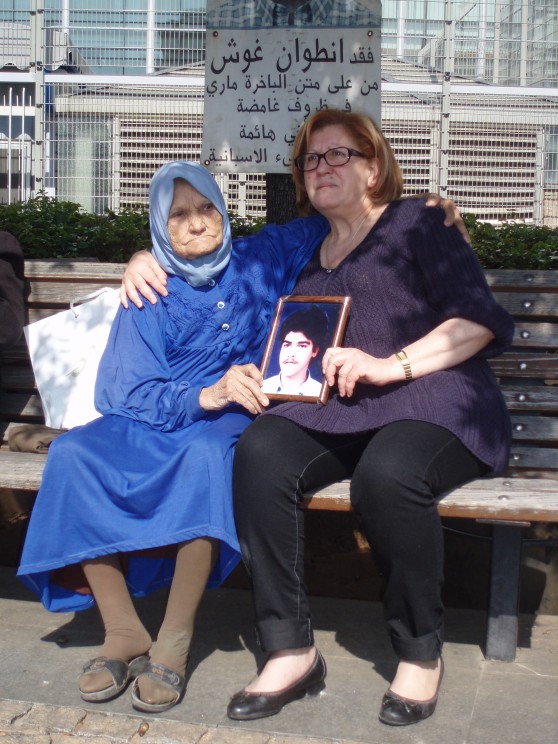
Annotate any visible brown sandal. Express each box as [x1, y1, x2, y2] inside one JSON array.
[[79, 655, 149, 702], [131, 659, 188, 713]]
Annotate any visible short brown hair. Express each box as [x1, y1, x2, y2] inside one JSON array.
[[291, 109, 403, 216]]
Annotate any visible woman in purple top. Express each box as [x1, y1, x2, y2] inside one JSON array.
[[224, 109, 514, 727]]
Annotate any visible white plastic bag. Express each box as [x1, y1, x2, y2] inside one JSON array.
[[24, 287, 120, 429]]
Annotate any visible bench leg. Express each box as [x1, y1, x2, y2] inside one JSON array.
[[485, 523, 524, 661]]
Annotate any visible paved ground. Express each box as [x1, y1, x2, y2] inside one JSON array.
[[1, 565, 557, 744]]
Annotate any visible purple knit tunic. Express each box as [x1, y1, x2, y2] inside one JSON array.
[[267, 199, 514, 473]]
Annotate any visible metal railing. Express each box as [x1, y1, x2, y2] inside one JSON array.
[[1, 1, 557, 224]]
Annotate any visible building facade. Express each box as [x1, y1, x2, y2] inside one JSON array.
[[1, 1, 557, 223]]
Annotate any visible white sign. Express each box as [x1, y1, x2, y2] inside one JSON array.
[[202, 1, 381, 173]]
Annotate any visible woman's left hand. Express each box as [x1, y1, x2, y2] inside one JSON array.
[[324, 320, 495, 397], [322, 347, 398, 397]]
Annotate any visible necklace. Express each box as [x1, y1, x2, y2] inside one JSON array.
[[322, 211, 372, 272]]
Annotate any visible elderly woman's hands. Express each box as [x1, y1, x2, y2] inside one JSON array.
[[120, 251, 169, 309], [199, 364, 269, 414]]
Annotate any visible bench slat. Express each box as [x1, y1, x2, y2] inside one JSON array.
[[3, 449, 558, 523], [27, 281, 121, 306], [0, 401, 551, 440], [493, 292, 558, 319], [508, 445, 558, 470], [501, 386, 558, 412], [304, 476, 558, 521], [0, 451, 47, 490], [484, 270, 558, 291], [509, 415, 558, 441], [512, 322, 558, 348], [29, 288, 555, 318], [0, 367, 34, 390], [20, 265, 556, 289], [490, 353, 558, 379], [6, 365, 556, 398], [438, 478, 558, 521], [24, 260, 126, 280], [4, 378, 558, 406], [8, 332, 557, 359], [0, 392, 43, 419]]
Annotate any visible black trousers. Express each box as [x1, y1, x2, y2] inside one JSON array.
[[233, 416, 488, 661]]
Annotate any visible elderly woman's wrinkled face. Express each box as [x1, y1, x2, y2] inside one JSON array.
[[167, 179, 223, 260]]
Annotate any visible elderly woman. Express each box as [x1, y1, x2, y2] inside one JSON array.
[[17, 161, 328, 713], [224, 110, 514, 727]]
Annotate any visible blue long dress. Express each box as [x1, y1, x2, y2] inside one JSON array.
[[17, 215, 328, 613]]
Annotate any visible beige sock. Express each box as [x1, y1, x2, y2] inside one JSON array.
[[78, 555, 152, 694], [137, 538, 218, 706]]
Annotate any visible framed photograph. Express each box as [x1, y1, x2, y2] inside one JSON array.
[[260, 295, 352, 405]]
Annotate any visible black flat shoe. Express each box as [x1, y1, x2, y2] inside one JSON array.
[[379, 659, 444, 727], [227, 649, 327, 721]]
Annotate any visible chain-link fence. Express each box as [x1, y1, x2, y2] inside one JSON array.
[[1, 1, 557, 224]]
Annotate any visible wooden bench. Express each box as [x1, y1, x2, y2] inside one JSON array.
[[1, 260, 557, 662]]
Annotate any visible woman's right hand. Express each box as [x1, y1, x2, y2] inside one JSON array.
[[120, 251, 169, 309], [199, 364, 269, 415]]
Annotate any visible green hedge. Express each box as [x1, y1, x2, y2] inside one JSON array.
[[0, 194, 151, 262], [1, 194, 556, 269], [463, 214, 558, 270]]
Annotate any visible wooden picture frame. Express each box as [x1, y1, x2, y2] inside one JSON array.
[[260, 295, 352, 405]]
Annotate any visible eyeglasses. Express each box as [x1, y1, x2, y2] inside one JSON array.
[[295, 147, 366, 172]]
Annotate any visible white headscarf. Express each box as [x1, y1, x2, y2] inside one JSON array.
[[149, 161, 233, 287]]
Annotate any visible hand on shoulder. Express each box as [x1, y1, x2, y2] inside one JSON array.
[[120, 250, 168, 309]]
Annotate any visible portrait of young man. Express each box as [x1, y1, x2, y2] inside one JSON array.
[[262, 305, 329, 396]]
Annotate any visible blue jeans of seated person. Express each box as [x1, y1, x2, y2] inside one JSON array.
[[233, 417, 489, 661]]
